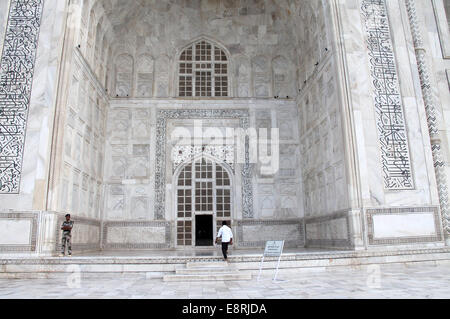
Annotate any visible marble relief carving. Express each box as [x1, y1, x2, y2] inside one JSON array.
[[155, 56, 170, 97], [0, 0, 44, 193], [155, 109, 254, 220], [235, 55, 251, 97], [361, 0, 414, 190], [172, 145, 235, 172], [135, 54, 154, 98], [114, 54, 133, 97], [272, 56, 295, 98], [252, 56, 270, 97]]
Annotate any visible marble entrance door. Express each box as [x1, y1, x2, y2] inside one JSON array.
[[176, 157, 232, 247]]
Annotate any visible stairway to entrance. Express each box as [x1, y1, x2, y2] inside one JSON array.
[[163, 261, 252, 282]]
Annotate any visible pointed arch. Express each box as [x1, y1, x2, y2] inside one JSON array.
[[86, 9, 96, 60], [272, 55, 296, 98], [252, 55, 271, 97], [234, 54, 251, 98], [114, 53, 133, 97], [135, 54, 154, 97], [174, 155, 234, 247], [177, 37, 230, 97], [155, 54, 170, 98]]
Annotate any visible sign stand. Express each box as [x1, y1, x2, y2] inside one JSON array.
[[257, 240, 285, 282]]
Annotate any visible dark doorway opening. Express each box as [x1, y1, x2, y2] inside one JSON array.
[[195, 215, 213, 246]]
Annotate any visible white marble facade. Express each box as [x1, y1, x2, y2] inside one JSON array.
[[0, 0, 449, 256]]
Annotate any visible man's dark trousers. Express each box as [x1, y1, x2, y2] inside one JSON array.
[[222, 242, 229, 259]]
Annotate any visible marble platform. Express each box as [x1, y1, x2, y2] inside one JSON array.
[[1, 247, 450, 279]]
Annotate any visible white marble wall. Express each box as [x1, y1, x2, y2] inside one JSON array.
[[58, 51, 107, 221], [422, 0, 450, 239], [3, 0, 449, 254], [335, 0, 444, 247], [105, 99, 303, 220], [289, 0, 353, 247], [298, 56, 348, 219], [338, 0, 440, 207], [104, 105, 153, 221], [103, 99, 303, 247]]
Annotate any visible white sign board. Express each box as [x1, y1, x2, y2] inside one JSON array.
[[264, 241, 285, 257], [258, 240, 285, 282]]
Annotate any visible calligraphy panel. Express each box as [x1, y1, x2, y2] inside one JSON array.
[[361, 0, 414, 190], [0, 0, 44, 193]]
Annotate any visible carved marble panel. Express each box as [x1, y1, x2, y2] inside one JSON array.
[[155, 55, 170, 97], [131, 196, 149, 219], [129, 157, 149, 179], [235, 55, 251, 97], [135, 54, 154, 97], [172, 144, 234, 172], [272, 56, 295, 98], [132, 119, 150, 139], [252, 55, 270, 97], [0, 0, 44, 193], [133, 144, 150, 157], [361, 0, 414, 190], [114, 54, 133, 97]]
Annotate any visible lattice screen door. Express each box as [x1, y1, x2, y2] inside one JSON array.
[[176, 157, 232, 247]]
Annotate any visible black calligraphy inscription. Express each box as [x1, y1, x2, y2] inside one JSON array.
[[0, 0, 44, 193], [362, 0, 414, 190]]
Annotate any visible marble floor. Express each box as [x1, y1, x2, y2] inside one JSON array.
[[0, 263, 449, 299]]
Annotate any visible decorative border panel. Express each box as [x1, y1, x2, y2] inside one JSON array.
[[361, 0, 414, 190], [155, 109, 254, 220], [366, 207, 443, 245], [0, 0, 44, 193], [236, 219, 305, 248], [304, 210, 352, 248], [102, 221, 172, 249], [0, 213, 38, 252]]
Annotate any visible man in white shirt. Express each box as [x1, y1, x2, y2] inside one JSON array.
[[216, 221, 233, 261]]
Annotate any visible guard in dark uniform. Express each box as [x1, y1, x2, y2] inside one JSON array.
[[60, 214, 74, 257]]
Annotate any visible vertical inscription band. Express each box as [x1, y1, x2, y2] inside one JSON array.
[[0, 0, 44, 193], [361, 0, 414, 190]]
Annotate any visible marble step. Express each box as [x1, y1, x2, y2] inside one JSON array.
[[186, 261, 230, 269], [165, 261, 251, 281], [163, 272, 252, 282], [176, 266, 238, 274]]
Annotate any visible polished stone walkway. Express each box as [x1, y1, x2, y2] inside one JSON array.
[[0, 262, 449, 299]]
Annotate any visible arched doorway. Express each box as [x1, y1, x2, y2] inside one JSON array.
[[176, 157, 233, 247]]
